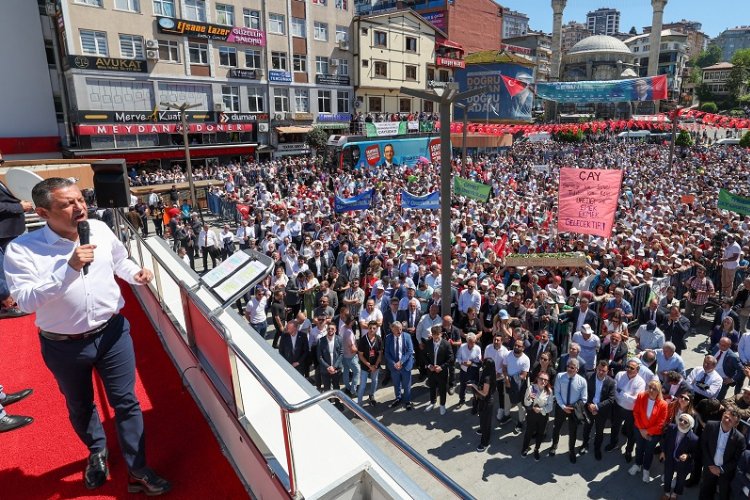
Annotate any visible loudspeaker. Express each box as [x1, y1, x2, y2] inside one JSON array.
[[92, 159, 130, 208]]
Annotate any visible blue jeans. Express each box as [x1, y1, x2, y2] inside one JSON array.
[[635, 432, 660, 471], [341, 356, 360, 393], [390, 367, 412, 403], [251, 321, 267, 339], [358, 367, 379, 405], [40, 315, 146, 471]]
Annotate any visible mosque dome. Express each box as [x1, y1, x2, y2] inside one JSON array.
[[568, 35, 632, 56]]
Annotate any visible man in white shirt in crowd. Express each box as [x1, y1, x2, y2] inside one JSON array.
[[245, 287, 270, 339], [503, 339, 530, 432], [197, 222, 220, 271], [686, 355, 723, 404], [484, 334, 508, 421], [635, 320, 665, 354], [721, 234, 742, 298], [606, 359, 646, 462], [455, 333, 483, 407], [571, 325, 600, 374], [4, 178, 170, 495], [457, 279, 482, 322]]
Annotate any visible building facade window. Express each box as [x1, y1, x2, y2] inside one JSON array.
[[337, 90, 349, 113], [80, 30, 108, 56], [114, 0, 140, 12], [316, 56, 329, 75], [374, 31, 387, 47], [244, 49, 261, 69], [219, 46, 237, 67], [334, 0, 347, 9], [268, 13, 286, 35], [314, 22, 328, 41], [222, 85, 240, 112], [293, 54, 307, 72], [374, 60, 387, 78], [271, 52, 288, 70], [295, 89, 309, 112], [368, 96, 382, 112], [119, 34, 144, 59], [188, 42, 208, 64], [274, 88, 289, 112], [405, 36, 417, 52], [405, 64, 417, 80], [184, 0, 206, 22], [248, 88, 264, 112], [291, 18, 305, 38], [337, 58, 348, 76], [423, 101, 433, 112], [152, 0, 174, 17], [158, 39, 180, 62], [318, 90, 332, 113], [399, 98, 411, 113], [215, 4, 234, 26], [76, 0, 103, 6], [243, 9, 261, 29], [336, 26, 349, 43]]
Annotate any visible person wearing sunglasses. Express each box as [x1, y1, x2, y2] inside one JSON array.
[[659, 413, 698, 500], [606, 359, 646, 462]]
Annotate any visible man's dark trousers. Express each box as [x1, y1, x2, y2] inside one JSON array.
[[40, 314, 146, 471]]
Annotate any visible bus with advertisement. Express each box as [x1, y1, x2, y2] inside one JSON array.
[[325, 134, 445, 171]]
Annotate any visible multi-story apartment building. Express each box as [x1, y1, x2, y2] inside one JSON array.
[[503, 32, 552, 82], [51, 0, 354, 165], [561, 21, 591, 54], [586, 8, 620, 37], [502, 8, 528, 40], [353, 0, 503, 54], [625, 29, 688, 101], [702, 62, 734, 96], [714, 26, 750, 62], [643, 20, 708, 61], [352, 10, 462, 115]]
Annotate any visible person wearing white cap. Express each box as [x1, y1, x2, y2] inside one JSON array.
[[571, 325, 600, 374], [660, 413, 699, 499]]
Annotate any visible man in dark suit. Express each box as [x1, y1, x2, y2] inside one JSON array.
[[712, 337, 743, 400], [398, 298, 422, 375], [660, 416, 699, 499], [563, 297, 598, 353], [699, 409, 747, 500], [661, 305, 691, 354], [732, 449, 750, 500], [638, 298, 665, 327], [528, 330, 559, 366], [597, 332, 629, 376], [713, 298, 741, 330], [307, 248, 328, 282], [385, 322, 415, 410], [0, 155, 33, 318], [422, 326, 454, 415], [581, 360, 616, 460], [278, 321, 309, 376], [317, 323, 343, 391], [557, 343, 587, 375]]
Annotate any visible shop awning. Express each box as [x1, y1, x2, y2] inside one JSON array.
[[436, 37, 463, 50], [276, 126, 312, 134]]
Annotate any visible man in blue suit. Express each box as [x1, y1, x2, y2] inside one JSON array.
[[317, 323, 343, 391], [385, 321, 415, 410], [712, 337, 743, 400]]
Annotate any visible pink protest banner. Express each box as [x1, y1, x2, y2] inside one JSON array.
[[557, 168, 623, 238]]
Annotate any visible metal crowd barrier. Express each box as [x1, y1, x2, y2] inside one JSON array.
[[207, 193, 240, 224]]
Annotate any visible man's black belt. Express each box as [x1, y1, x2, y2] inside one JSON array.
[[40, 314, 118, 341]]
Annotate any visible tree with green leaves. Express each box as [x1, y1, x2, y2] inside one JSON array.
[[728, 48, 750, 99], [305, 127, 329, 155], [740, 131, 750, 148], [629, 26, 638, 35], [701, 102, 718, 113], [675, 129, 693, 147], [694, 44, 723, 68]]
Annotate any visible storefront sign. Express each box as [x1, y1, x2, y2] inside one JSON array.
[[268, 70, 292, 83], [75, 109, 214, 124], [435, 56, 465, 69], [67, 55, 147, 73], [317, 113, 352, 122], [228, 68, 260, 79], [76, 123, 254, 135], [421, 11, 446, 31], [156, 17, 266, 46], [218, 112, 266, 124], [315, 74, 351, 86], [277, 143, 310, 152], [500, 43, 532, 56], [293, 113, 314, 121]]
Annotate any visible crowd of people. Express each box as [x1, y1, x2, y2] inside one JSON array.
[[164, 138, 750, 499]]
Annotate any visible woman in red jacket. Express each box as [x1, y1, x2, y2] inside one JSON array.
[[629, 379, 668, 483]]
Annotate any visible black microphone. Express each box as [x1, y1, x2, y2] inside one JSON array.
[[78, 221, 90, 275]]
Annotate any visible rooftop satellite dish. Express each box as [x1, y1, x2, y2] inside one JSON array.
[[5, 168, 44, 206]]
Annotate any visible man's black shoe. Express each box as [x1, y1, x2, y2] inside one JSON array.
[[624, 452, 633, 463], [404, 403, 413, 411], [368, 396, 376, 407], [569, 452, 576, 464], [84, 449, 109, 490], [548, 447, 557, 457], [595, 449, 602, 460], [0, 414, 33, 433], [578, 445, 588, 455], [1, 388, 33, 407], [389, 399, 401, 408], [127, 468, 172, 496]]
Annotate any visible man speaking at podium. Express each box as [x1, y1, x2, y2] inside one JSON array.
[[3, 178, 171, 496]]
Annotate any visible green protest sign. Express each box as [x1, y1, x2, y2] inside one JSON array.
[[718, 189, 750, 215], [454, 177, 491, 202]]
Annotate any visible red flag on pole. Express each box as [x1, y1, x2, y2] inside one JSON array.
[[494, 234, 509, 258], [501, 75, 528, 97], [236, 203, 250, 220]]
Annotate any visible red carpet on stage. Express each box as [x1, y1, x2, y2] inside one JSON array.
[[0, 283, 248, 499]]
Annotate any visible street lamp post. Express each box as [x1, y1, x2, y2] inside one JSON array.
[[160, 101, 203, 223], [399, 83, 486, 317], [456, 103, 469, 177]]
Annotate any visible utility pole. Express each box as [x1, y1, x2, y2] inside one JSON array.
[[161, 101, 203, 223], [399, 83, 487, 317]]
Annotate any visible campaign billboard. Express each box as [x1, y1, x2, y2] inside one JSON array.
[[344, 136, 442, 169], [536, 75, 668, 103], [453, 63, 534, 122]]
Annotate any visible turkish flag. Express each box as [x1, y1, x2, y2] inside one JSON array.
[[236, 203, 250, 220], [501, 75, 528, 97], [651, 75, 668, 100]]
